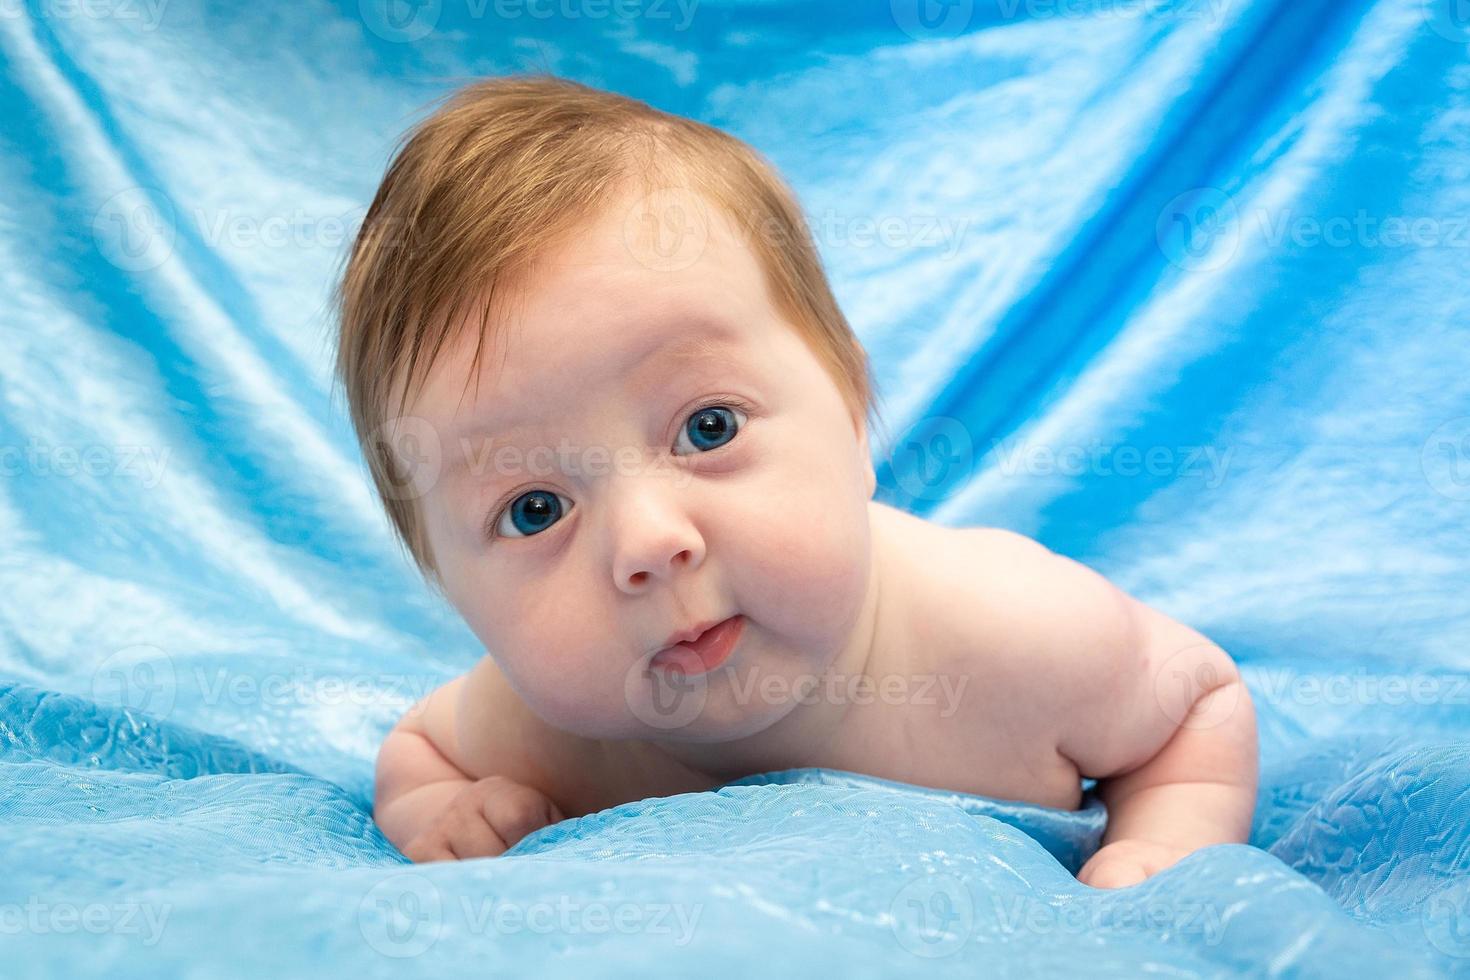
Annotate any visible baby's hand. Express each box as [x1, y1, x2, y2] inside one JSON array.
[[1076, 839, 1193, 889], [402, 776, 565, 863]]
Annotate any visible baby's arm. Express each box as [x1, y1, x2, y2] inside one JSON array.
[[1066, 604, 1258, 889], [374, 663, 566, 862], [970, 530, 1258, 889]]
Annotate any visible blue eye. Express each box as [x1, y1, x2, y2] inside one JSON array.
[[675, 405, 747, 455], [494, 489, 571, 539]]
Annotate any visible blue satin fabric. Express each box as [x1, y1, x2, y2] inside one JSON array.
[[1, 0, 1467, 975]]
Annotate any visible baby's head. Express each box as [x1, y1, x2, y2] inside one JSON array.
[[335, 75, 887, 743]]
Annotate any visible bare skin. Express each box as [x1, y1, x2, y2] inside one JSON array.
[[372, 184, 1258, 889]]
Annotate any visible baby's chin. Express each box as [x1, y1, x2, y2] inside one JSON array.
[[616, 661, 818, 744], [640, 695, 795, 744], [525, 631, 848, 743], [530, 706, 786, 745]]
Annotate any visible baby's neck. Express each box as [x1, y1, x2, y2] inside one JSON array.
[[643, 500, 913, 782]]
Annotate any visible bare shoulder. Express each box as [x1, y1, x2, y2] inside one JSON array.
[[951, 523, 1135, 641], [863, 506, 1106, 805], [869, 500, 1053, 570], [880, 509, 1142, 724], [940, 522, 1218, 779], [872, 502, 1113, 631]]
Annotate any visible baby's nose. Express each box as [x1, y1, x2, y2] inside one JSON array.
[[608, 490, 705, 593], [619, 545, 698, 592]]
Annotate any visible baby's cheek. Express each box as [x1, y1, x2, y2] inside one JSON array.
[[480, 585, 613, 730], [499, 643, 614, 734], [731, 472, 871, 640]]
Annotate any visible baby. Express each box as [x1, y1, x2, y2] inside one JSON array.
[[334, 75, 1258, 890]]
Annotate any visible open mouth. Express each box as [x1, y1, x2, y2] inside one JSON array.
[[649, 615, 745, 676]]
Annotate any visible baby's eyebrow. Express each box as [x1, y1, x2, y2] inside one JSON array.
[[441, 331, 741, 486]]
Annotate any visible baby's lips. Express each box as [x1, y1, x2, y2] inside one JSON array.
[[649, 614, 744, 676], [649, 644, 707, 675]]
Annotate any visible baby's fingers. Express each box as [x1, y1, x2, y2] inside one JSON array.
[[401, 836, 456, 864], [445, 809, 510, 859], [1078, 856, 1148, 889], [480, 783, 563, 849], [404, 809, 507, 863]]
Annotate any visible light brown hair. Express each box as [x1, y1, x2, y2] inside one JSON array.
[[332, 73, 885, 587]]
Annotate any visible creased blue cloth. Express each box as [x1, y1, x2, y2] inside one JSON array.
[[1, 0, 1468, 975]]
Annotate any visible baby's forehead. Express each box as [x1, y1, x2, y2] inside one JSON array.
[[520, 182, 759, 289], [451, 256, 764, 382], [469, 313, 751, 407], [413, 186, 775, 412]]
